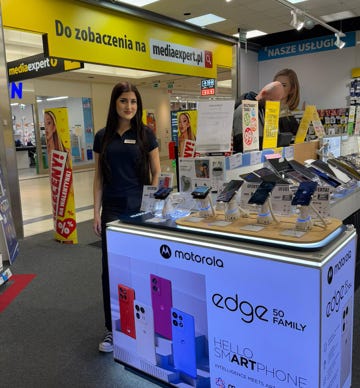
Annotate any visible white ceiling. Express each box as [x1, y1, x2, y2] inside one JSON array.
[[143, 0, 360, 36], [4, 0, 360, 97]]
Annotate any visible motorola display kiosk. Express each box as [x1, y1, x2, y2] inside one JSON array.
[[106, 209, 356, 388]]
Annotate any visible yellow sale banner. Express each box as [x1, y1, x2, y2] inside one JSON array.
[[295, 105, 314, 144], [262, 101, 280, 150], [44, 108, 78, 244]]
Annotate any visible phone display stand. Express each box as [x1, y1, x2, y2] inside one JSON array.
[[196, 196, 215, 218], [224, 197, 249, 221], [256, 195, 279, 225], [295, 205, 313, 231], [161, 197, 172, 219], [152, 199, 165, 218]]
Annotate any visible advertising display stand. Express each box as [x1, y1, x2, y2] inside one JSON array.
[[106, 215, 356, 388]]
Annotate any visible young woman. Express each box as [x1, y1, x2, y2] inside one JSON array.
[[273, 68, 300, 135], [178, 112, 195, 156], [44, 110, 67, 155], [93, 81, 161, 352]]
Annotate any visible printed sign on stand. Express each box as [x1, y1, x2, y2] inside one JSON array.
[[0, 164, 19, 264], [44, 108, 78, 244]]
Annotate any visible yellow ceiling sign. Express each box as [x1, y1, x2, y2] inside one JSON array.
[[2, 0, 233, 78]]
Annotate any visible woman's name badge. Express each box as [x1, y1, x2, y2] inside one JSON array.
[[124, 139, 136, 144]]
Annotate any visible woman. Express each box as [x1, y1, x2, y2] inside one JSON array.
[[273, 68, 300, 136], [44, 110, 67, 156], [178, 112, 195, 156], [93, 81, 161, 352]]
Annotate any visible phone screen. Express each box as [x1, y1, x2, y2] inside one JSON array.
[[291, 181, 318, 206], [216, 180, 243, 202], [154, 187, 173, 199], [191, 186, 211, 199], [248, 181, 276, 205], [308, 167, 341, 188]]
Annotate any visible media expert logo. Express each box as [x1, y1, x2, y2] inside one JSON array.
[[159, 244, 224, 268], [327, 249, 352, 284]]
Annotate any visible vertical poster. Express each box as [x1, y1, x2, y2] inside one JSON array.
[[242, 100, 259, 152], [177, 110, 197, 157], [262, 100, 280, 150], [44, 108, 78, 244], [294, 105, 314, 143], [0, 164, 19, 264], [82, 97, 95, 161]]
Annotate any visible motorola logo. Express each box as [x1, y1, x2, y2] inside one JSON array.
[[160, 244, 172, 259], [327, 266, 333, 284]]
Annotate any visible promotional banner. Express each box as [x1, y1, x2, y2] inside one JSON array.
[[2, 0, 233, 79], [82, 98, 95, 161], [0, 165, 19, 264], [262, 100, 280, 150], [242, 100, 259, 152], [177, 110, 198, 157], [294, 105, 314, 144], [44, 108, 78, 244], [320, 238, 356, 388], [107, 226, 355, 387]]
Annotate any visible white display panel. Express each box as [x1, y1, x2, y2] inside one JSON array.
[[107, 225, 356, 388]]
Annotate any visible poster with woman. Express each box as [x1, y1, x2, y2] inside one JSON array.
[[44, 108, 78, 244], [177, 110, 197, 156]]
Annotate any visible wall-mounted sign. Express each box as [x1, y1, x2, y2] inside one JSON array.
[[201, 78, 216, 96], [2, 0, 232, 79], [259, 31, 356, 61], [7, 53, 83, 82]]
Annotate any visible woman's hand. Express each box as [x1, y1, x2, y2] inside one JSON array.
[[93, 214, 102, 237]]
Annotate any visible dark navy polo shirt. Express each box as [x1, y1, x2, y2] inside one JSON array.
[[93, 126, 158, 202]]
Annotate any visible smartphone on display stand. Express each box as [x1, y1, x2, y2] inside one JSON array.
[[308, 166, 342, 188], [191, 185, 211, 199], [248, 181, 276, 205], [288, 159, 318, 180], [153, 187, 173, 200], [217, 180, 243, 202], [291, 181, 318, 206]]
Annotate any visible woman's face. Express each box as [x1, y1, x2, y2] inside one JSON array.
[[275, 75, 292, 103], [44, 113, 56, 141], [116, 91, 137, 121], [178, 114, 190, 134]]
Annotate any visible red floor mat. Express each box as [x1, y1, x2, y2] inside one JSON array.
[[0, 274, 36, 313]]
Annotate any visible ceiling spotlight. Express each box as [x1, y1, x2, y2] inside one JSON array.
[[290, 9, 304, 31], [304, 18, 315, 30], [334, 33, 346, 49]]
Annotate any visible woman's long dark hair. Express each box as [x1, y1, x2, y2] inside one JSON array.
[[99, 81, 150, 185]]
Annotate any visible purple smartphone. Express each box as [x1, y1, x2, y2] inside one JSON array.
[[150, 274, 173, 339]]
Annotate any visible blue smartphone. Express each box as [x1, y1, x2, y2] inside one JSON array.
[[153, 187, 173, 200], [171, 308, 197, 378], [191, 185, 211, 199], [291, 181, 318, 206]]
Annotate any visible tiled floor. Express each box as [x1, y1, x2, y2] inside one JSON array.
[[19, 167, 94, 237], [18, 158, 175, 237]]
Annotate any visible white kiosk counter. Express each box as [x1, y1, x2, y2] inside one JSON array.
[[106, 214, 356, 388]]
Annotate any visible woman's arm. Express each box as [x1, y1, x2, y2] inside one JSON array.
[[93, 152, 103, 236], [149, 147, 161, 186]]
